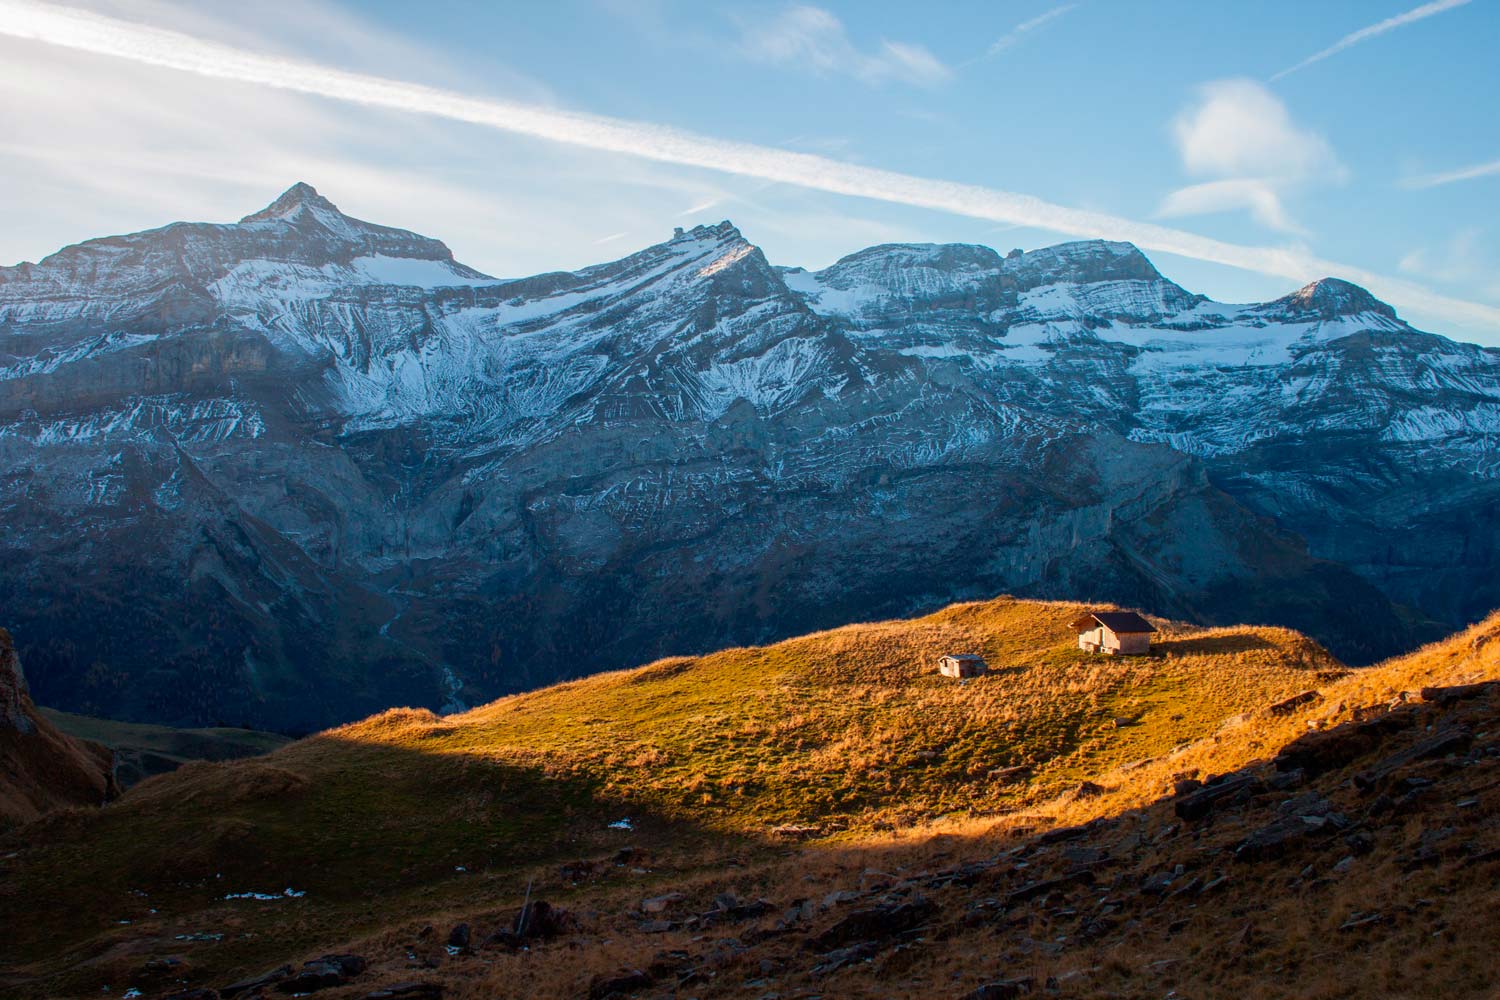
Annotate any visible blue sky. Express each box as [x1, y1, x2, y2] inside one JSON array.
[[2, 0, 1497, 341]]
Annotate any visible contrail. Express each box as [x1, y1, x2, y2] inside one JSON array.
[[1403, 158, 1500, 190], [1272, 0, 1473, 81], [2, 0, 1497, 332], [986, 4, 1078, 57]]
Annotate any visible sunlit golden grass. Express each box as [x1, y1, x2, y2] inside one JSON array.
[[335, 597, 1337, 833], [998, 607, 1500, 836]]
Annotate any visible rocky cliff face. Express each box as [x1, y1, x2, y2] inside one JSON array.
[[2, 184, 1491, 731], [0, 627, 118, 825], [0, 627, 33, 734]]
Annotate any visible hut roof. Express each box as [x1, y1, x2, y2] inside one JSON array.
[[1069, 610, 1156, 634], [943, 653, 986, 662]]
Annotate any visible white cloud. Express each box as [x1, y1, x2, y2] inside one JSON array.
[[1171, 79, 1342, 183], [1273, 0, 1473, 81], [986, 4, 1077, 57], [1158, 179, 1305, 236], [1402, 158, 1500, 190], [1159, 79, 1343, 237], [2, 0, 1499, 333], [737, 5, 951, 87]]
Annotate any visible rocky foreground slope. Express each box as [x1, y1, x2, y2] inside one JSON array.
[[5, 184, 1499, 728], [0, 599, 1496, 998]]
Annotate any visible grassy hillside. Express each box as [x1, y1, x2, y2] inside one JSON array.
[[449, 609, 1500, 1000], [0, 596, 1447, 999], [401, 598, 1338, 831]]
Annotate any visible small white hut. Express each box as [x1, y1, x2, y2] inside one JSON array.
[[938, 653, 987, 678], [1071, 611, 1156, 656]]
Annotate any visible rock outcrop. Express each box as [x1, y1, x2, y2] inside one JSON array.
[[0, 625, 31, 734], [0, 627, 118, 826]]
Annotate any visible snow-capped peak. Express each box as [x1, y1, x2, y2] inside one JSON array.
[[672, 220, 745, 245], [1269, 278, 1398, 321], [238, 182, 341, 224], [1004, 239, 1165, 287]]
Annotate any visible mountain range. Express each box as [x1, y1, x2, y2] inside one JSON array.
[[3, 183, 1498, 732]]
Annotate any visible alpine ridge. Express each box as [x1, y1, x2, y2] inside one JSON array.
[[3, 183, 1497, 731]]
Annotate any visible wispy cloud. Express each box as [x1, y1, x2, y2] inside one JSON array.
[[678, 197, 724, 217], [1402, 158, 1500, 189], [986, 4, 1077, 57], [1399, 228, 1500, 302], [737, 5, 951, 87], [1159, 179, 1308, 237], [1159, 79, 1343, 235], [3, 0, 1498, 331], [592, 231, 628, 245], [1272, 0, 1472, 81]]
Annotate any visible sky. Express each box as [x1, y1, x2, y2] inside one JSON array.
[[1, 0, 1498, 342]]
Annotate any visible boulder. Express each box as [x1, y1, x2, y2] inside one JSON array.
[[1419, 682, 1499, 706], [1273, 713, 1416, 776], [276, 953, 367, 993], [640, 892, 685, 914], [560, 859, 601, 881], [960, 978, 1034, 999], [809, 895, 939, 951], [1353, 727, 1473, 791], [1005, 870, 1094, 906], [1268, 690, 1320, 716], [810, 940, 881, 976], [702, 899, 774, 925], [363, 984, 442, 1000], [483, 899, 574, 948], [1140, 871, 1174, 896], [587, 968, 652, 999], [1234, 815, 1336, 862], [221, 965, 292, 998], [1060, 781, 1106, 802], [1174, 775, 1262, 821]]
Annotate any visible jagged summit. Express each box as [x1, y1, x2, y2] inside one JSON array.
[[673, 220, 744, 243], [231, 181, 465, 266], [239, 181, 342, 224], [1273, 277, 1399, 321]]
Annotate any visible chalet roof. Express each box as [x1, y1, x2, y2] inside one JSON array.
[[942, 653, 986, 661], [1069, 610, 1156, 634]]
